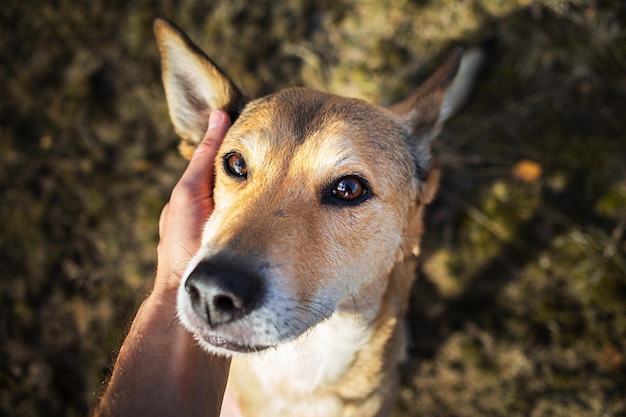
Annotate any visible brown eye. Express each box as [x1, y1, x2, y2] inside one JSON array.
[[224, 153, 247, 178], [331, 176, 368, 202]]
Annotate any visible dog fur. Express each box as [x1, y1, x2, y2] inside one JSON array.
[[154, 18, 480, 417]]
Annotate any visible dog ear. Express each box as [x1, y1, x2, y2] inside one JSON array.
[[388, 47, 482, 171], [154, 18, 246, 159]]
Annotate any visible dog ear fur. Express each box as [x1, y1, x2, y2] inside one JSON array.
[[388, 48, 463, 125], [388, 48, 482, 172], [154, 18, 246, 159]]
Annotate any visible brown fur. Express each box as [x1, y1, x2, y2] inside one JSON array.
[[154, 18, 473, 417]]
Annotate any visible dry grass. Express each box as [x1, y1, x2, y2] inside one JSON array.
[[1, 1, 625, 416]]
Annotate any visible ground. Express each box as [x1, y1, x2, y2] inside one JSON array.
[[1, 1, 625, 416]]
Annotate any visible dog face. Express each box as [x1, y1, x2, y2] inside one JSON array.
[[181, 89, 419, 354], [155, 19, 462, 356]]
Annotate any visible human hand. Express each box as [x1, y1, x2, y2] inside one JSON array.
[[93, 110, 233, 417], [155, 110, 232, 299]]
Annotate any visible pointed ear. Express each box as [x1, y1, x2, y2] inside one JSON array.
[[388, 47, 484, 172], [154, 18, 246, 158], [388, 48, 463, 134]]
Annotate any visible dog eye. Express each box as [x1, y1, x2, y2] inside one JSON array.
[[331, 176, 368, 203], [224, 153, 247, 178]]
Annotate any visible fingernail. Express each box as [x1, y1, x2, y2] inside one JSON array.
[[208, 110, 225, 130]]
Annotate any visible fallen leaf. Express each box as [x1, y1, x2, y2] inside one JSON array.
[[512, 159, 542, 184]]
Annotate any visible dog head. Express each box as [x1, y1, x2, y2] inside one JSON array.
[[155, 19, 464, 356]]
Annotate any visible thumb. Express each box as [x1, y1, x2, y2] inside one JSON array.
[[179, 110, 232, 191], [193, 110, 231, 157]]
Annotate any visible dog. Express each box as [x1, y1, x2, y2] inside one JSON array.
[[154, 18, 481, 417]]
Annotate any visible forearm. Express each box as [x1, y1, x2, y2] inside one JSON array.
[[93, 110, 232, 417], [93, 282, 230, 417]]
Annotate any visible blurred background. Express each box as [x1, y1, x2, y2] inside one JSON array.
[[1, 0, 625, 416]]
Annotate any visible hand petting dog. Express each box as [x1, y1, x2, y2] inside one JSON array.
[[150, 18, 482, 417], [92, 110, 232, 417]]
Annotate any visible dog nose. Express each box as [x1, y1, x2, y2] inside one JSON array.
[[184, 261, 264, 327]]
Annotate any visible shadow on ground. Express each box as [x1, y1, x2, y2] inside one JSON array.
[[1, 1, 624, 416]]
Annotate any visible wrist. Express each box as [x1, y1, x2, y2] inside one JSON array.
[[151, 266, 186, 307], [96, 290, 230, 417]]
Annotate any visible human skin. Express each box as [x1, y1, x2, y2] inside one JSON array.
[[92, 110, 232, 417]]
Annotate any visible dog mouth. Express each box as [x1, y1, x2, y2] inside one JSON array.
[[201, 333, 272, 354]]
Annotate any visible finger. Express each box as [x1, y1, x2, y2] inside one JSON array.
[[177, 110, 232, 194], [194, 110, 231, 156]]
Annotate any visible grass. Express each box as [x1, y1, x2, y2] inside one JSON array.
[[1, 0, 625, 416]]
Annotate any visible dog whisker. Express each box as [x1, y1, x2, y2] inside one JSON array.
[[358, 293, 378, 317], [294, 305, 330, 323]]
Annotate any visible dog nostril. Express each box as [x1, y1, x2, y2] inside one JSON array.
[[214, 295, 239, 312], [187, 283, 200, 303]]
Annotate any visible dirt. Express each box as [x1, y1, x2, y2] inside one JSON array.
[[1, 1, 625, 416]]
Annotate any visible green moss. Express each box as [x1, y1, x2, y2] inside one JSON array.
[[595, 180, 626, 219], [3, 0, 626, 416]]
